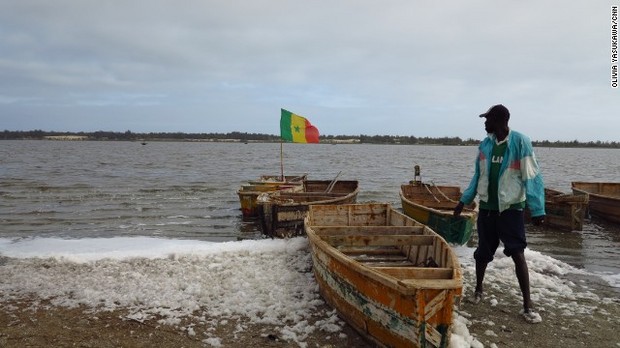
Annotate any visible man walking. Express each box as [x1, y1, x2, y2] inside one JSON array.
[[454, 104, 546, 324]]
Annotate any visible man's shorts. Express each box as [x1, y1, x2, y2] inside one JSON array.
[[473, 209, 527, 263]]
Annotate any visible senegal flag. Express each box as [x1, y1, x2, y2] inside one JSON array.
[[280, 109, 320, 143]]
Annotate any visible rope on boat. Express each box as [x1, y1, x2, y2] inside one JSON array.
[[423, 184, 442, 203], [413, 165, 461, 208], [325, 171, 342, 193], [431, 181, 458, 203]]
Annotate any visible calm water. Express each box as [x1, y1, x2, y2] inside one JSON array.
[[1, 140, 619, 275]]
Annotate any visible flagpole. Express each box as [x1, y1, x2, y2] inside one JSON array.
[[280, 141, 284, 181]]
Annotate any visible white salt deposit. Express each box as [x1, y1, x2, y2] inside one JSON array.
[[1, 237, 618, 347]]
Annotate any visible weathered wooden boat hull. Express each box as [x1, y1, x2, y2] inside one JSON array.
[[572, 182, 620, 224], [259, 180, 359, 238], [305, 203, 462, 348], [238, 183, 302, 219], [526, 188, 588, 230], [400, 183, 476, 245], [237, 175, 306, 219]]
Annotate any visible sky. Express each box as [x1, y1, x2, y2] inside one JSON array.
[[1, 1, 618, 142], [1, 236, 618, 347]]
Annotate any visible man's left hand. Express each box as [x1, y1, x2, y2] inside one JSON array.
[[532, 215, 545, 226]]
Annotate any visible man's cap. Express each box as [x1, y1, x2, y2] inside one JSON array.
[[479, 104, 510, 120]]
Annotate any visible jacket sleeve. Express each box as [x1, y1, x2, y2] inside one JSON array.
[[520, 138, 546, 216], [460, 150, 480, 205]]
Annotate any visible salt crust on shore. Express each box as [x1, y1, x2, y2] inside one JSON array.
[[1, 237, 618, 347]]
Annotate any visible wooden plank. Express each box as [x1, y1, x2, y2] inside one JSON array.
[[424, 290, 448, 321], [310, 225, 424, 236], [351, 254, 409, 263], [362, 261, 417, 267], [434, 240, 443, 267], [338, 246, 402, 255], [397, 278, 461, 289], [371, 267, 454, 280], [325, 234, 436, 247], [308, 203, 389, 222], [425, 323, 443, 348], [442, 247, 450, 268], [415, 245, 430, 266]]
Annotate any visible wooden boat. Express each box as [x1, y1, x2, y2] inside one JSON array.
[[400, 181, 476, 245], [258, 179, 359, 238], [572, 182, 620, 224], [237, 175, 306, 219], [305, 203, 462, 348], [525, 188, 588, 231]]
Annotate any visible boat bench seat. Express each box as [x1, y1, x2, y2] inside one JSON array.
[[324, 234, 437, 247], [311, 225, 425, 236], [373, 266, 455, 280], [397, 277, 461, 290]]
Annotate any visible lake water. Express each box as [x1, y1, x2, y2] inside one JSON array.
[[1, 140, 619, 276]]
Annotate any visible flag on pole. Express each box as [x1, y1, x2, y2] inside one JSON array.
[[280, 109, 320, 143]]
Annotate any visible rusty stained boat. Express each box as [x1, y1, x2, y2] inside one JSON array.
[[572, 181, 620, 224], [237, 174, 306, 219], [305, 203, 462, 348], [258, 179, 359, 238], [526, 188, 589, 231]]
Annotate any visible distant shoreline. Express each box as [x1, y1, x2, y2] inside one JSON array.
[[2, 130, 619, 148]]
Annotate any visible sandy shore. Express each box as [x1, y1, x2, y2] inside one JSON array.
[[0, 298, 371, 348], [2, 273, 619, 348], [2, 243, 620, 348], [455, 274, 620, 348]]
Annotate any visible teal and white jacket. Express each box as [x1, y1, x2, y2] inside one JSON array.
[[460, 130, 546, 217]]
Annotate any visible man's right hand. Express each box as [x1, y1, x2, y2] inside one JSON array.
[[453, 201, 464, 217]]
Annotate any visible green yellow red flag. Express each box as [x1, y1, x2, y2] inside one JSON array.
[[280, 109, 320, 143]]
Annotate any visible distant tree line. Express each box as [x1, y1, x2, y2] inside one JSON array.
[[2, 130, 618, 148]]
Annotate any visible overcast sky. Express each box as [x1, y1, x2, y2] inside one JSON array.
[[1, 1, 618, 141]]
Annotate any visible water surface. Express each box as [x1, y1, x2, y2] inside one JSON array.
[[1, 140, 618, 275]]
